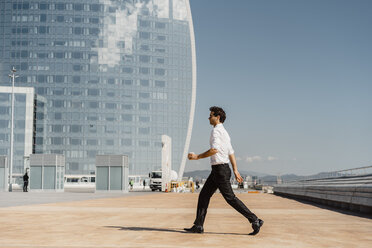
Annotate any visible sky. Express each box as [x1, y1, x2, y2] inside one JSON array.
[[185, 0, 372, 176]]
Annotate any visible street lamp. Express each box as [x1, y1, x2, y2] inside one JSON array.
[[8, 66, 18, 192]]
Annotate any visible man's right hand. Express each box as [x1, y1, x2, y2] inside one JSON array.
[[188, 153, 198, 160]]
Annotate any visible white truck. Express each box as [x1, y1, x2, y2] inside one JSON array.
[[149, 170, 162, 191]]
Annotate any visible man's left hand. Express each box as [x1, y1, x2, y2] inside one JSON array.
[[234, 170, 243, 183]]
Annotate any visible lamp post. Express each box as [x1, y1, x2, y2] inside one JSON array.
[[8, 67, 18, 192]]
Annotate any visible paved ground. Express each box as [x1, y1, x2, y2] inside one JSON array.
[[0, 192, 371, 248], [0, 191, 154, 207]]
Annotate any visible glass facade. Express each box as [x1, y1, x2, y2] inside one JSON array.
[[0, 0, 196, 176], [0, 86, 46, 175]]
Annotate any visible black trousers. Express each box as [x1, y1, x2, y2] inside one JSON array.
[[23, 181, 28, 192], [193, 163, 257, 227]]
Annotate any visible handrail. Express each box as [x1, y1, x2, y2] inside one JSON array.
[[281, 165, 372, 184]]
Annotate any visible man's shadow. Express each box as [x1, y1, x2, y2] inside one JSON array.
[[105, 226, 249, 236]]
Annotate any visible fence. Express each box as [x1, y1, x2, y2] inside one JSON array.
[[274, 166, 372, 214]]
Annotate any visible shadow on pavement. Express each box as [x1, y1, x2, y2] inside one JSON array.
[[105, 226, 249, 236]]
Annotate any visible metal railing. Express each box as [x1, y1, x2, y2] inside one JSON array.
[[283, 165, 372, 184]]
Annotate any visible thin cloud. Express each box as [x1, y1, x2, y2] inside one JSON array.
[[267, 156, 278, 161], [246, 156, 262, 163], [245, 155, 279, 163]]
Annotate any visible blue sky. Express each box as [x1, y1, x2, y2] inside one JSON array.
[[185, 0, 372, 175]]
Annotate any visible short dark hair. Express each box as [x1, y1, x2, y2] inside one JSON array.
[[209, 106, 226, 123]]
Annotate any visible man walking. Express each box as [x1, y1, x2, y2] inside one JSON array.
[[184, 106, 264, 235]]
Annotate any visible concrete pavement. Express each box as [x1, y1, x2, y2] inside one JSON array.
[[0, 192, 371, 248]]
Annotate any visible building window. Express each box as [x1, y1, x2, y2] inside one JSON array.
[[139, 55, 150, 63], [73, 3, 83, 11], [87, 115, 98, 121], [105, 103, 117, 109], [106, 115, 116, 121], [0, 107, 9, 115], [155, 48, 166, 53], [71, 90, 82, 96], [35, 137, 43, 145], [38, 26, 50, 34], [72, 52, 83, 59], [87, 139, 98, 146], [53, 88, 64, 96], [52, 100, 64, 108], [56, 3, 66, 10], [139, 127, 150, 134], [139, 32, 150, 39], [52, 125, 63, 133], [90, 18, 99, 24], [155, 22, 166, 29], [122, 104, 133, 110], [157, 35, 166, 41], [72, 101, 83, 108], [69, 163, 79, 171], [54, 113, 62, 120], [51, 137, 63, 145], [139, 103, 150, 110], [121, 139, 132, 146], [139, 141, 149, 147], [55, 75, 65, 83], [87, 89, 99, 96], [72, 76, 80, 84], [123, 67, 133, 74], [155, 80, 165, 87], [107, 92, 115, 97], [155, 68, 166, 76], [139, 20, 151, 27], [140, 79, 149, 87], [0, 120, 9, 128], [56, 16, 64, 22], [87, 150, 97, 158], [70, 125, 82, 133], [140, 44, 150, 51], [139, 92, 150, 99], [15, 134, 25, 142], [70, 138, 82, 145], [123, 79, 133, 85], [139, 67, 150, 75], [139, 116, 150, 122], [88, 101, 99, 109], [90, 4, 101, 12], [122, 114, 133, 122]]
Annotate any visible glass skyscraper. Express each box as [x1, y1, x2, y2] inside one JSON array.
[[0, 0, 196, 177]]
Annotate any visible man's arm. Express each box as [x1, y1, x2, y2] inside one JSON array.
[[188, 148, 218, 160], [229, 153, 243, 183]]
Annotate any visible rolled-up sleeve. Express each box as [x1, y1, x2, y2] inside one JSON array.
[[210, 129, 221, 151], [228, 142, 234, 155]]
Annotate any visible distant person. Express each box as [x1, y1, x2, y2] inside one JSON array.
[[143, 180, 146, 189], [129, 179, 134, 190], [195, 180, 200, 190], [238, 181, 244, 189], [184, 106, 264, 235], [23, 172, 29, 192]]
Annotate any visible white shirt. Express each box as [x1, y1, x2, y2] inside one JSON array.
[[210, 123, 235, 165]]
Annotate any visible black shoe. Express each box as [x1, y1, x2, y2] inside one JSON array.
[[249, 219, 264, 235], [184, 225, 204, 233]]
